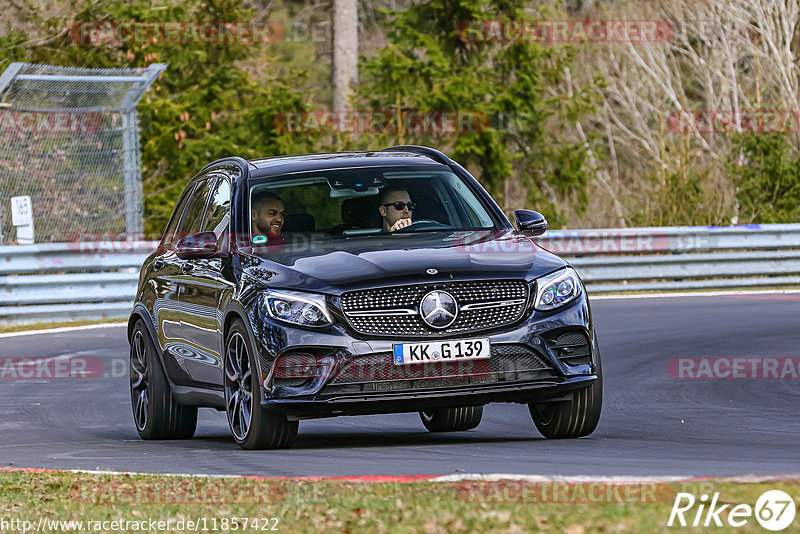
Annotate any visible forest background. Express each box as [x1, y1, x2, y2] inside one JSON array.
[[2, 0, 799, 233]]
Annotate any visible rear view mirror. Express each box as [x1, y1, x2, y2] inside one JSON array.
[[175, 231, 218, 260], [328, 175, 383, 197], [513, 210, 547, 236]]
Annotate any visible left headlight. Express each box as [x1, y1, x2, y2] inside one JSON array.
[[262, 290, 334, 328], [533, 267, 583, 311]]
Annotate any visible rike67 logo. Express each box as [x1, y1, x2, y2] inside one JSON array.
[[668, 490, 796, 531]]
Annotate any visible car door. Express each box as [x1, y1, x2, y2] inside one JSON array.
[[154, 176, 215, 384], [176, 173, 232, 386], [148, 181, 199, 385]]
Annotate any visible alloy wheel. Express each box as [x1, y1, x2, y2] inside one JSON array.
[[225, 332, 253, 442], [130, 330, 149, 432]]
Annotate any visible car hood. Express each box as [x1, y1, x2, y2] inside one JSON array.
[[240, 230, 567, 294]]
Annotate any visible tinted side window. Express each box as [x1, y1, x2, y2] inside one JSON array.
[[163, 183, 197, 246], [179, 178, 214, 238], [203, 178, 231, 237]]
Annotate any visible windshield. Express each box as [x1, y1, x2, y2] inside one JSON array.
[[248, 166, 496, 246]]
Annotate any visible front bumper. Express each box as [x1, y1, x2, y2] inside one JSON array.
[[248, 292, 597, 417], [264, 375, 598, 418]]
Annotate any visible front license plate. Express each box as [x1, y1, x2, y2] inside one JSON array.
[[393, 338, 491, 365]]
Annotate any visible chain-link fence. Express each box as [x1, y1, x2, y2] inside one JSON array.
[[0, 63, 165, 244]]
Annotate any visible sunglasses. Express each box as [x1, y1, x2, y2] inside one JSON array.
[[383, 201, 416, 211]]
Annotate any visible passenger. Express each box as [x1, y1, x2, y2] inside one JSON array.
[[251, 191, 285, 245], [379, 187, 416, 232]]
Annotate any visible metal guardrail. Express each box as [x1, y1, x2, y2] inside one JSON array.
[[0, 242, 152, 324], [1, 224, 800, 324], [538, 224, 800, 294]]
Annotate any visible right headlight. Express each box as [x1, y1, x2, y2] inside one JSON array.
[[262, 290, 334, 328], [533, 267, 583, 311]]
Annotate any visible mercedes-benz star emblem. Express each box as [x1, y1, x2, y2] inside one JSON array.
[[419, 290, 458, 329]]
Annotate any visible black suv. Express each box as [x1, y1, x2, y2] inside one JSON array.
[[128, 145, 602, 449]]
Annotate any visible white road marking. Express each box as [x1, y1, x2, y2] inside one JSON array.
[[0, 322, 126, 339], [591, 289, 800, 300]]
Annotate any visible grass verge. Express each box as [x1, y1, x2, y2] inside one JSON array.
[[0, 471, 797, 533]]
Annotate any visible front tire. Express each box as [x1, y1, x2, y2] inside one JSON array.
[[129, 320, 197, 440], [420, 406, 483, 432], [224, 320, 298, 450], [529, 334, 603, 439]]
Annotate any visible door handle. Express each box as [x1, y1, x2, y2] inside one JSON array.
[[152, 257, 165, 271], [181, 262, 194, 274]]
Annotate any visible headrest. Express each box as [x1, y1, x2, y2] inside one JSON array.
[[341, 197, 380, 228], [282, 213, 315, 232]]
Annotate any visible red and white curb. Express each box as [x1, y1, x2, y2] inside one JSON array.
[[1, 467, 799, 484]]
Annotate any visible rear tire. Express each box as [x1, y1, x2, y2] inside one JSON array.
[[529, 333, 603, 439], [224, 320, 298, 450], [420, 406, 483, 432], [129, 320, 197, 440]]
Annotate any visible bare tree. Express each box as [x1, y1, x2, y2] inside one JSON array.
[[569, 0, 800, 226], [332, 0, 358, 112]]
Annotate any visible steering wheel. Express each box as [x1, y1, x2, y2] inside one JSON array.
[[393, 219, 451, 233]]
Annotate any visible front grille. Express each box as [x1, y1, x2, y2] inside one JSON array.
[[340, 280, 528, 337], [272, 353, 317, 387], [328, 344, 551, 387], [548, 331, 592, 366]]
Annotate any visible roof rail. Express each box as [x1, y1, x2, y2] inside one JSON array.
[[380, 145, 452, 165], [200, 156, 253, 173]]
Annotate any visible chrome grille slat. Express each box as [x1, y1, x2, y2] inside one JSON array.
[[345, 308, 417, 317], [340, 280, 528, 336], [460, 299, 526, 311]]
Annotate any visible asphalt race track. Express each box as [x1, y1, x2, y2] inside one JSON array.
[[1, 293, 799, 478]]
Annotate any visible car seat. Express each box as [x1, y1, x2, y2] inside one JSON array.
[[282, 213, 315, 232], [341, 197, 381, 229]]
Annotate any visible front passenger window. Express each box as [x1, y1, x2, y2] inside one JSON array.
[[178, 178, 214, 240], [203, 178, 231, 238], [163, 183, 196, 246]]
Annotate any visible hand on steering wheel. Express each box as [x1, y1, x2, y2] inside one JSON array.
[[389, 218, 413, 232], [392, 219, 446, 232]]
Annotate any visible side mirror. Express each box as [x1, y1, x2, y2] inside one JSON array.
[[175, 231, 218, 260], [513, 210, 547, 236]]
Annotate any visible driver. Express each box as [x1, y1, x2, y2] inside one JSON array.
[[379, 187, 416, 232]]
